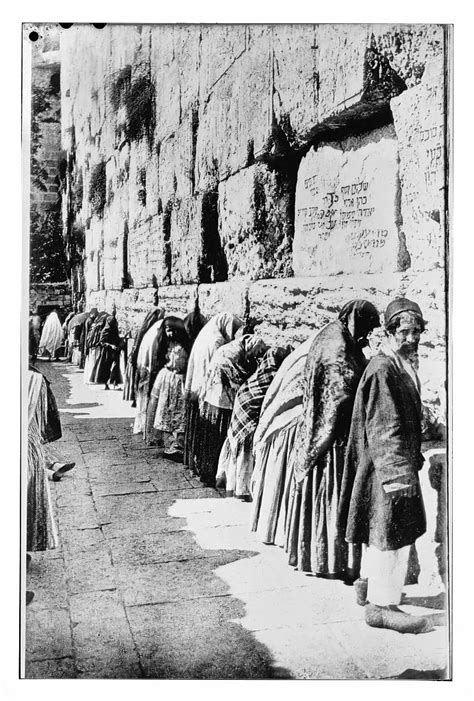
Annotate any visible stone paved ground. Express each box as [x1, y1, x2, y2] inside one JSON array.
[[23, 360, 450, 680]]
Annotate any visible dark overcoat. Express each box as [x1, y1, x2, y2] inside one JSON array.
[[338, 352, 426, 551]]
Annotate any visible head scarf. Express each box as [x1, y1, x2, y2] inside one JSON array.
[[338, 299, 380, 342], [184, 309, 207, 343], [184, 312, 243, 396], [100, 314, 121, 347], [148, 316, 191, 395], [228, 345, 292, 448], [129, 307, 165, 368], [200, 335, 268, 410]]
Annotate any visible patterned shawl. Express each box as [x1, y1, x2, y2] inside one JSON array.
[[292, 320, 368, 484], [86, 312, 109, 351], [184, 312, 243, 397], [227, 346, 292, 449], [253, 332, 318, 446], [200, 335, 268, 410]]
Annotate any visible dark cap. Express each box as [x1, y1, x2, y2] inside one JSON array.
[[384, 297, 425, 327]]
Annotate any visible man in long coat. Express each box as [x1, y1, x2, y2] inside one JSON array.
[[339, 297, 432, 634]]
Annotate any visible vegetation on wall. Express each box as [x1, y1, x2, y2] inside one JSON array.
[[109, 65, 156, 145], [30, 82, 69, 283], [88, 161, 107, 217], [30, 206, 69, 283]]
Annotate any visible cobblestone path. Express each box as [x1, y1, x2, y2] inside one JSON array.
[[24, 361, 449, 679]]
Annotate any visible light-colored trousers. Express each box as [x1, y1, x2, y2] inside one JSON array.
[[361, 544, 411, 606]]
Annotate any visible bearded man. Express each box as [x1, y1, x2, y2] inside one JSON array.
[[339, 297, 432, 634]]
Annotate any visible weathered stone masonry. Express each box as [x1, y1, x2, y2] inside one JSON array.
[[59, 24, 448, 425]]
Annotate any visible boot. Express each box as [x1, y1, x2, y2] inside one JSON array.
[[354, 577, 368, 606], [365, 604, 434, 634]]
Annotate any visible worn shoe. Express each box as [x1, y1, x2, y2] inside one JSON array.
[[365, 604, 434, 634], [52, 462, 76, 481], [354, 577, 368, 606]]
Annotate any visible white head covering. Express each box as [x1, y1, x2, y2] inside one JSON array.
[[184, 313, 242, 396]]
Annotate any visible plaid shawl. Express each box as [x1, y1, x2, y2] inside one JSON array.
[[228, 346, 291, 449], [201, 335, 268, 410]]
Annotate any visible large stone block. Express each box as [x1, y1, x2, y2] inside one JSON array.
[[158, 110, 195, 205], [293, 125, 402, 276], [168, 197, 202, 285], [156, 284, 198, 318], [271, 25, 320, 149], [151, 25, 201, 143], [373, 24, 445, 89], [218, 164, 294, 280], [391, 58, 446, 272], [198, 279, 250, 320], [195, 32, 272, 192]]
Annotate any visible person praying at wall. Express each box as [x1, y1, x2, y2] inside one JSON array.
[[144, 317, 193, 460], [250, 333, 318, 545], [132, 312, 166, 434], [38, 309, 63, 361], [83, 311, 109, 383], [285, 300, 380, 581], [183, 313, 243, 473], [89, 308, 123, 390], [123, 304, 164, 406], [195, 334, 268, 488], [216, 345, 292, 500]]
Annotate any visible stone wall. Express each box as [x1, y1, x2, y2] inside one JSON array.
[[58, 23, 448, 427], [30, 282, 72, 314]]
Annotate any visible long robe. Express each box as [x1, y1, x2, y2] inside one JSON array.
[[285, 320, 367, 579], [27, 370, 58, 552], [196, 335, 266, 487], [133, 319, 164, 434], [250, 334, 316, 543], [338, 352, 426, 552], [90, 315, 122, 385], [123, 307, 164, 403], [216, 347, 290, 497], [183, 312, 242, 471], [38, 311, 63, 357]]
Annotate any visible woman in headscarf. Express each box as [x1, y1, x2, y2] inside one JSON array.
[[144, 317, 193, 457], [196, 334, 268, 487], [250, 333, 318, 545], [285, 300, 380, 581], [183, 312, 243, 472], [27, 369, 59, 577], [123, 306, 164, 405], [83, 311, 109, 384], [79, 308, 98, 369], [216, 345, 292, 500], [132, 313, 166, 434], [89, 310, 123, 389], [38, 309, 63, 360]]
